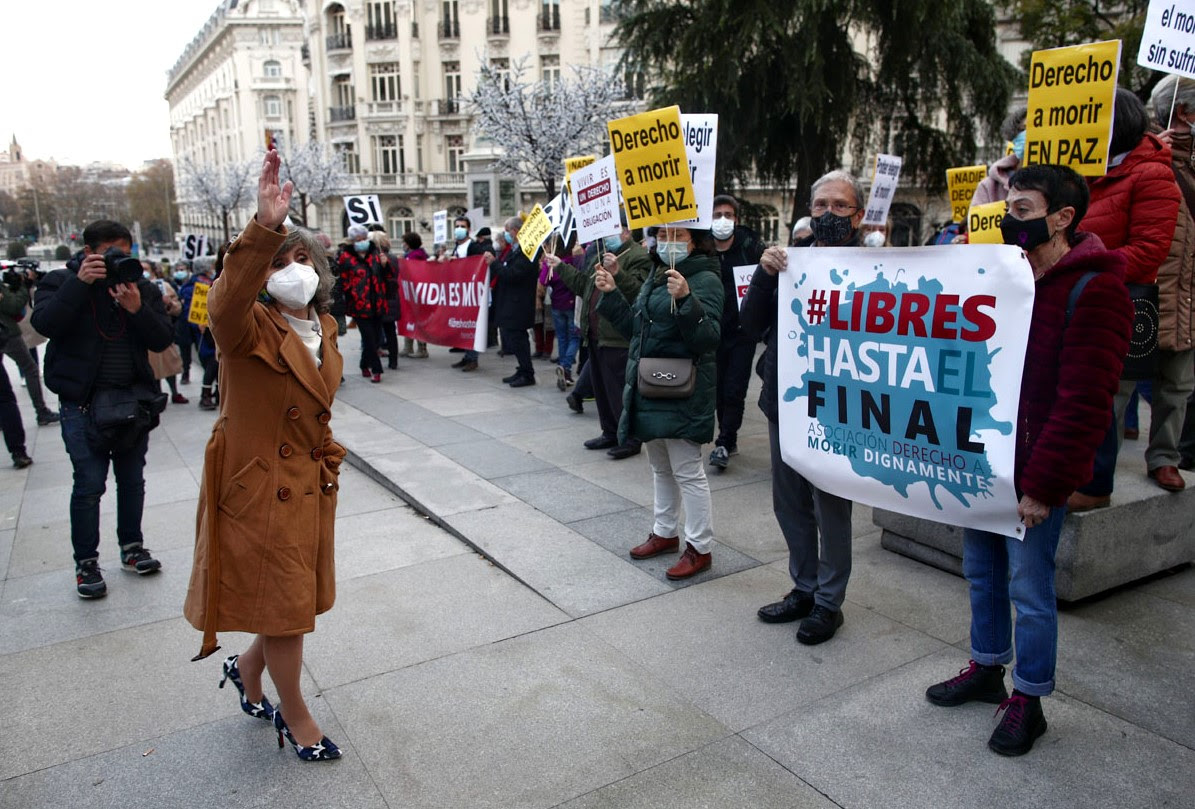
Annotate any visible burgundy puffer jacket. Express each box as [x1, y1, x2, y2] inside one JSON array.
[[1079, 133, 1181, 284], [1017, 233, 1132, 506]]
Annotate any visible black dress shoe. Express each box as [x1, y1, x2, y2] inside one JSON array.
[[584, 435, 618, 450], [607, 443, 641, 460], [502, 372, 522, 383], [796, 605, 844, 645], [509, 375, 536, 388], [757, 589, 814, 623], [566, 392, 584, 413]]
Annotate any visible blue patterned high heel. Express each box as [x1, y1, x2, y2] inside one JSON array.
[[274, 709, 342, 761], [218, 654, 275, 721]]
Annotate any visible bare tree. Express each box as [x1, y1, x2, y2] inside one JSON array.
[[278, 141, 352, 227], [466, 57, 625, 198], [179, 156, 257, 243]]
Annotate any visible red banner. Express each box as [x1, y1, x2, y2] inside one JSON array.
[[398, 256, 489, 350]]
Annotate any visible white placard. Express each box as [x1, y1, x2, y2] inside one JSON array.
[[734, 264, 756, 309], [777, 244, 1034, 538], [182, 234, 209, 261], [465, 207, 485, 236], [570, 155, 622, 243], [1138, 1, 1195, 80], [862, 154, 902, 227], [433, 210, 449, 245], [671, 114, 719, 229], [343, 194, 383, 227]]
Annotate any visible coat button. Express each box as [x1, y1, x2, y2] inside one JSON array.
[[287, 407, 301, 420], [311, 447, 323, 460], [277, 486, 291, 501], [278, 355, 288, 367], [317, 411, 331, 424], [279, 444, 293, 458]]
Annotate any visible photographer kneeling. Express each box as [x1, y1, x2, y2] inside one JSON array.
[[33, 220, 175, 599]]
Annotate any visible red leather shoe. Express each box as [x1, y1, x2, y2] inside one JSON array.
[[1149, 466, 1186, 492], [629, 533, 679, 560], [666, 543, 712, 580]]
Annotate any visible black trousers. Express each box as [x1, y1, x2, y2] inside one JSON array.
[[715, 334, 757, 449], [0, 363, 26, 457], [500, 327, 533, 377], [590, 343, 635, 444], [382, 318, 399, 368], [358, 317, 384, 374]]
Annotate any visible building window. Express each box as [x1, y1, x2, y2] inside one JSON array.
[[389, 206, 414, 240], [540, 55, 560, 88], [540, 0, 560, 31], [263, 60, 282, 78], [327, 4, 351, 49], [416, 134, 424, 172], [264, 95, 282, 118], [333, 76, 354, 108], [334, 142, 360, 174], [443, 61, 461, 113], [440, 0, 460, 37], [490, 58, 510, 92], [499, 179, 517, 216], [374, 134, 404, 175], [446, 135, 464, 173], [489, 0, 509, 34], [370, 62, 401, 102], [366, 1, 397, 39], [413, 63, 421, 99]]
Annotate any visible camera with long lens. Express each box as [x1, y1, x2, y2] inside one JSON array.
[[102, 248, 143, 286]]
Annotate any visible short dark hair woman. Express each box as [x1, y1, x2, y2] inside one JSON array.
[[184, 150, 346, 762], [925, 164, 1132, 757]]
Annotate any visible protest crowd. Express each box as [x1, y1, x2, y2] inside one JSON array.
[[31, 41, 1195, 767]]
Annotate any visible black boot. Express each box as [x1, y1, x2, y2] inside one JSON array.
[[988, 691, 1047, 756], [926, 660, 1008, 707]]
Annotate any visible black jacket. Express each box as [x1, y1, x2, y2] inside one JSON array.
[[32, 255, 174, 402], [716, 225, 765, 337], [491, 246, 539, 330], [739, 233, 858, 423]]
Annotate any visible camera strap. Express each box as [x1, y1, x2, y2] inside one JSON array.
[[89, 294, 127, 342]]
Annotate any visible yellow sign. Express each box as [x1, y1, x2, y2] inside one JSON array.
[[946, 165, 988, 224], [563, 155, 596, 178], [607, 105, 697, 229], [967, 201, 1006, 245], [518, 203, 553, 260], [1024, 40, 1121, 176], [188, 282, 211, 326]]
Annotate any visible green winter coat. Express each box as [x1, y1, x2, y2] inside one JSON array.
[[597, 252, 722, 445], [556, 240, 651, 349]]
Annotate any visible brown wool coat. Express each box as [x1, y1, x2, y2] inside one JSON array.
[[183, 221, 345, 660]]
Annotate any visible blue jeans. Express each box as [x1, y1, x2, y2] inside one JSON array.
[[60, 402, 148, 564], [962, 505, 1066, 697], [551, 308, 579, 371]]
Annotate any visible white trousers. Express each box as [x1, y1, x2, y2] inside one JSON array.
[[646, 438, 714, 553]]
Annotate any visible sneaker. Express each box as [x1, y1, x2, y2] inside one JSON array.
[[171, 393, 190, 405], [36, 411, 61, 426], [11, 453, 32, 469], [120, 546, 162, 575], [925, 660, 1009, 707], [555, 366, 567, 391], [76, 560, 108, 598], [796, 604, 844, 645], [709, 446, 729, 470], [988, 692, 1047, 756]]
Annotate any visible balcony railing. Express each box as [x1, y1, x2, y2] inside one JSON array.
[[438, 19, 460, 39], [428, 98, 463, 116], [326, 31, 352, 50], [539, 7, 560, 31], [365, 22, 397, 40], [364, 100, 406, 116], [329, 105, 356, 123], [425, 172, 465, 189], [358, 172, 425, 190], [487, 15, 509, 35]]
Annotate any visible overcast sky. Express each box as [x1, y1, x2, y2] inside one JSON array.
[[2, 0, 232, 170]]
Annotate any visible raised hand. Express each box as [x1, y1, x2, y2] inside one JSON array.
[[257, 149, 294, 231]]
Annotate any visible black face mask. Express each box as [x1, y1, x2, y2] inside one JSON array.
[[810, 211, 856, 245], [1000, 213, 1052, 251]]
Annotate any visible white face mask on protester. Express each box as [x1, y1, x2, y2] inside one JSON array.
[[710, 217, 735, 240], [267, 262, 319, 309], [864, 230, 886, 248]]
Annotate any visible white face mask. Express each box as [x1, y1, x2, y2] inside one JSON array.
[[710, 217, 735, 240], [267, 262, 319, 309], [863, 231, 886, 248]]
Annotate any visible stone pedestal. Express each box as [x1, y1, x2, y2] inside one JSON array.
[[877, 461, 1195, 602]]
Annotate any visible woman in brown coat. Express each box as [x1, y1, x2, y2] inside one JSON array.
[[183, 150, 346, 762]]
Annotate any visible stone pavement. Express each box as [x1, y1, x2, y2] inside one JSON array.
[[0, 338, 1192, 809]]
